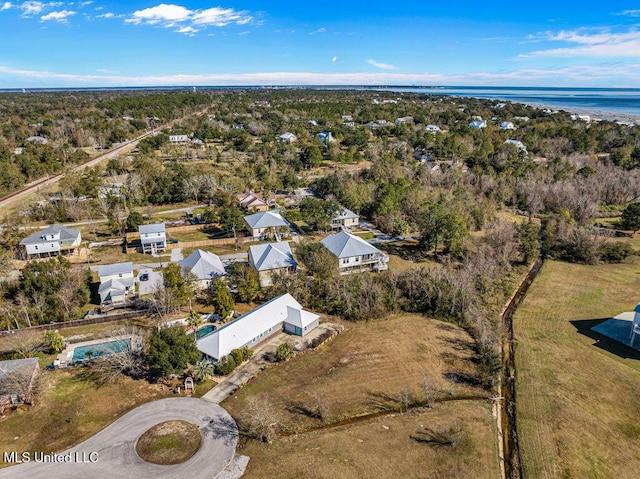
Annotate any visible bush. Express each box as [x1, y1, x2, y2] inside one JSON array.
[[230, 348, 244, 366], [599, 242, 635, 263], [214, 354, 237, 376], [275, 343, 294, 362]]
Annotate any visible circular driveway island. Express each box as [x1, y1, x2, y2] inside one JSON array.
[[0, 398, 239, 479]]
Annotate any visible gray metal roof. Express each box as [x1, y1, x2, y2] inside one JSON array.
[[249, 241, 297, 271], [178, 249, 225, 280], [320, 231, 382, 259], [20, 224, 81, 246], [334, 207, 359, 221], [138, 223, 165, 235], [244, 211, 288, 229], [97, 262, 133, 278]]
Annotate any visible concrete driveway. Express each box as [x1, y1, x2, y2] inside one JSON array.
[[0, 398, 239, 479], [137, 267, 162, 296]]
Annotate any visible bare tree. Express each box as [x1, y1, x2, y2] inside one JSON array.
[[1, 330, 43, 358], [243, 396, 279, 443], [422, 372, 443, 408]]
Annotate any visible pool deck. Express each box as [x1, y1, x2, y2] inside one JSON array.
[[57, 335, 142, 365], [591, 311, 640, 350]]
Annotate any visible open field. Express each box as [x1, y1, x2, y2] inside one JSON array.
[[514, 259, 640, 479], [222, 314, 498, 477]]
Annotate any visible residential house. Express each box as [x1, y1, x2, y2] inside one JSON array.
[[308, 119, 319, 126], [0, 358, 39, 410], [469, 120, 487, 129], [341, 115, 353, 122], [500, 121, 516, 130], [238, 192, 269, 212], [178, 249, 225, 290], [19, 224, 82, 259], [139, 223, 166, 254], [317, 132, 336, 145], [331, 207, 359, 230], [97, 262, 134, 305], [24, 136, 48, 145], [321, 230, 389, 275], [425, 125, 441, 133], [504, 139, 528, 155], [278, 132, 297, 143], [244, 211, 289, 239], [197, 293, 319, 360], [395, 116, 413, 125], [169, 134, 190, 144], [248, 241, 298, 287]]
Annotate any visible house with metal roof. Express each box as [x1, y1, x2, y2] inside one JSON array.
[[321, 230, 389, 275], [197, 293, 319, 361], [331, 207, 359, 230], [248, 241, 298, 287], [139, 223, 166, 254], [244, 211, 289, 239], [19, 224, 82, 259], [178, 249, 225, 290], [317, 131, 336, 146], [97, 262, 135, 305], [278, 132, 297, 143], [469, 120, 487, 129]]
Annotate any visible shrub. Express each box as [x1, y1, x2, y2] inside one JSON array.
[[214, 355, 237, 376], [230, 348, 244, 366], [599, 242, 635, 263], [275, 343, 294, 362]]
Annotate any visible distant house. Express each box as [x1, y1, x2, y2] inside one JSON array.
[[244, 211, 289, 239], [504, 139, 528, 154], [331, 207, 359, 230], [341, 114, 353, 122], [139, 223, 166, 254], [425, 125, 441, 133], [500, 121, 516, 130], [317, 132, 336, 146], [308, 119, 319, 126], [469, 120, 487, 129], [197, 293, 320, 360], [19, 224, 82, 259], [321, 230, 389, 275], [238, 192, 269, 212], [24, 136, 48, 145], [278, 132, 297, 143], [98, 262, 134, 305], [0, 358, 39, 409], [495, 103, 507, 109], [178, 249, 225, 290], [395, 116, 413, 125], [513, 116, 530, 122], [365, 121, 380, 130], [248, 241, 298, 287], [169, 134, 190, 144]]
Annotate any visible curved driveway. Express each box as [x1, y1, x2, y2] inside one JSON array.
[[0, 398, 238, 479]]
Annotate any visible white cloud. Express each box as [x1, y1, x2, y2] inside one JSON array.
[[238, 30, 250, 35], [175, 25, 197, 35], [522, 28, 640, 58], [126, 3, 253, 33], [309, 27, 326, 35], [0, 2, 13, 11], [366, 59, 399, 70], [332, 56, 338, 62], [20, 1, 46, 15], [96, 12, 113, 18], [40, 9, 75, 22], [617, 9, 640, 17]]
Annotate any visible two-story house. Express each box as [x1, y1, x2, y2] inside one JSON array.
[[19, 224, 82, 259], [244, 211, 289, 239], [97, 262, 135, 305], [321, 231, 389, 275], [331, 207, 359, 230], [139, 223, 166, 254], [248, 241, 298, 287]]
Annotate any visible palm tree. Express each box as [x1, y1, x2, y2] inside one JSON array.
[[186, 310, 203, 332], [193, 359, 215, 382]]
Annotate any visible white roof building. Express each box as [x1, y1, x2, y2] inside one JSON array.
[[425, 125, 441, 133], [244, 211, 289, 238], [469, 120, 487, 129], [19, 224, 82, 259], [178, 249, 225, 288], [97, 262, 134, 305], [248, 242, 297, 287], [139, 223, 166, 254], [278, 132, 297, 143], [505, 139, 528, 154], [321, 230, 389, 274], [331, 207, 359, 229], [500, 121, 516, 130], [169, 134, 190, 144], [197, 293, 320, 360]]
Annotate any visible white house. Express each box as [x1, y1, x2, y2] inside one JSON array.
[[341, 115, 353, 122], [469, 120, 487, 129], [178, 249, 225, 290], [169, 134, 190, 144], [331, 207, 359, 230], [317, 132, 336, 145], [321, 230, 389, 275], [19, 224, 82, 259], [244, 211, 289, 239], [24, 136, 48, 145], [500, 121, 516, 130], [395, 116, 413, 125], [278, 132, 297, 143], [425, 125, 441, 133], [248, 241, 298, 287], [197, 293, 320, 361], [97, 262, 134, 305], [139, 223, 166, 254], [505, 139, 528, 154]]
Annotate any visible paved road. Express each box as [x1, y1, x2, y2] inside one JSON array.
[[0, 398, 238, 479]]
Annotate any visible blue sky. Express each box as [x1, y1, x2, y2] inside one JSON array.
[[1, 1, 640, 87]]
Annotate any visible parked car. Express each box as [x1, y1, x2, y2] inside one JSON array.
[[139, 273, 149, 281]]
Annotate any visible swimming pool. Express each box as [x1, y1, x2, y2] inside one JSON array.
[[189, 324, 216, 340], [72, 339, 131, 362]]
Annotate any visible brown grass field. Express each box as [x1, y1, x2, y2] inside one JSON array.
[[514, 259, 640, 479], [223, 314, 499, 478]]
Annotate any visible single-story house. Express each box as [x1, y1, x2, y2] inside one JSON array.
[[98, 262, 135, 305], [504, 139, 528, 154], [395, 116, 413, 125], [341, 114, 353, 121], [331, 207, 359, 230], [248, 241, 298, 287], [425, 125, 441, 133], [24, 136, 48, 145], [278, 132, 297, 143], [178, 249, 225, 289], [197, 293, 319, 361], [169, 134, 190, 144], [0, 358, 39, 409], [19, 224, 82, 259], [244, 211, 289, 239], [318, 132, 336, 145], [469, 120, 487, 129], [321, 230, 389, 275], [139, 223, 166, 254], [500, 121, 516, 130], [238, 192, 269, 212]]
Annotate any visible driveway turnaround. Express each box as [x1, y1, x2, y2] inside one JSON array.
[[0, 398, 239, 479]]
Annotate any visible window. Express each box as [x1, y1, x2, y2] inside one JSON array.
[[342, 258, 349, 264]]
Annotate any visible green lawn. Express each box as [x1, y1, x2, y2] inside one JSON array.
[[514, 259, 640, 479]]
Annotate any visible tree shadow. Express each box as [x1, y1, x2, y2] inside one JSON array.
[[205, 415, 239, 446], [286, 402, 322, 420], [442, 372, 481, 387], [569, 318, 640, 360], [366, 391, 400, 412]]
